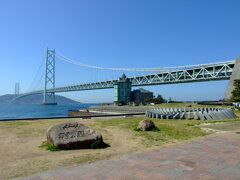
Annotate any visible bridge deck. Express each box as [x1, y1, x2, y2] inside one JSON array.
[[13, 61, 235, 101]]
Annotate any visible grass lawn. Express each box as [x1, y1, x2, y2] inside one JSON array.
[[0, 115, 240, 179], [145, 102, 233, 108]]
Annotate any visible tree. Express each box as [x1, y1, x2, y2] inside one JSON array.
[[146, 94, 166, 104], [157, 94, 166, 103], [231, 79, 240, 102]]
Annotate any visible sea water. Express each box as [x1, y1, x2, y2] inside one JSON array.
[[0, 104, 97, 119]]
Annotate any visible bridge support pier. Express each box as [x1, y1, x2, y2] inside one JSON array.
[[43, 49, 57, 105], [224, 57, 240, 100]]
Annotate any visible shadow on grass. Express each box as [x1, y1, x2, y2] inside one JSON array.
[[134, 126, 160, 132], [39, 140, 110, 152]]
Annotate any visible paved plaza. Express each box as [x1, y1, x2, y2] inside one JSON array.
[[13, 130, 240, 180]]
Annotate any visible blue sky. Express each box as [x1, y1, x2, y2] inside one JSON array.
[[0, 0, 240, 103]]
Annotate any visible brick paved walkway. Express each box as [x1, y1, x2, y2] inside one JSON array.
[[13, 130, 240, 180]]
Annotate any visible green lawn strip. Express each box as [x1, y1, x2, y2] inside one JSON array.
[[93, 116, 211, 146], [0, 119, 76, 130], [0, 120, 32, 129]]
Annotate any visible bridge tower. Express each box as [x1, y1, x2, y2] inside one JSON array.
[[43, 48, 57, 105], [114, 74, 132, 105], [15, 82, 20, 95]]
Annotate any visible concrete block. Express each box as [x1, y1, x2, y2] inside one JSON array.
[[199, 113, 206, 120], [180, 112, 185, 119], [208, 112, 218, 119], [187, 112, 191, 119], [173, 113, 180, 119], [203, 112, 212, 120], [193, 112, 200, 120]]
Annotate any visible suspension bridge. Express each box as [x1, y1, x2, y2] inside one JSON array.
[[12, 49, 240, 104]]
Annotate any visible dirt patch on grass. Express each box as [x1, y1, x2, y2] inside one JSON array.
[[0, 118, 145, 179], [197, 121, 240, 132]]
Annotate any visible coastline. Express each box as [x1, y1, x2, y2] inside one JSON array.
[[0, 112, 145, 121]]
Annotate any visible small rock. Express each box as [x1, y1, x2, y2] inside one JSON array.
[[138, 119, 156, 131], [47, 122, 104, 149]]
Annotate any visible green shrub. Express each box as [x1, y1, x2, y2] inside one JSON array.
[[39, 141, 60, 152]]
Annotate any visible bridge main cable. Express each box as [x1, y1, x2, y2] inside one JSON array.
[[55, 51, 235, 72]]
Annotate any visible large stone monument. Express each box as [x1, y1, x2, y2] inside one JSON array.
[[47, 122, 104, 149]]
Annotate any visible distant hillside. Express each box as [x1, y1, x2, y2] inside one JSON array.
[[0, 94, 81, 104]]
